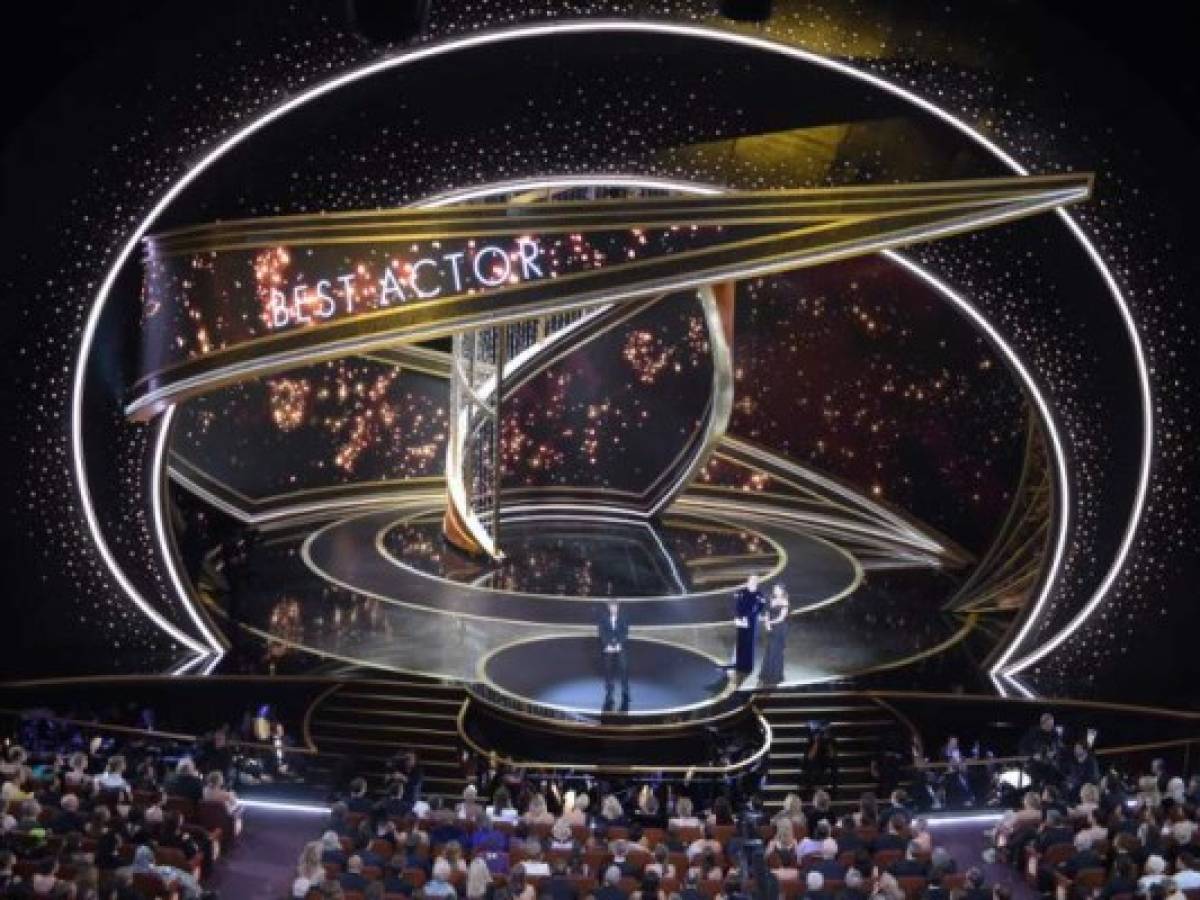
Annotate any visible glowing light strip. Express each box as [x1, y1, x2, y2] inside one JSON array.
[[883, 250, 1071, 698], [419, 175, 723, 207], [925, 811, 1006, 826], [152, 405, 224, 653], [124, 185, 1086, 420], [167, 652, 208, 676], [239, 798, 331, 814], [70, 21, 1148, 680]]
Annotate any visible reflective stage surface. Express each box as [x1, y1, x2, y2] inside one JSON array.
[[381, 511, 779, 598], [479, 636, 732, 716], [202, 488, 980, 694]]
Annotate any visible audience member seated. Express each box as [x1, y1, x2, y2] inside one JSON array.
[[890, 839, 931, 877], [166, 757, 204, 803], [839, 867, 869, 900], [524, 793, 555, 827], [118, 844, 203, 900], [457, 784, 485, 822], [802, 870, 830, 900], [595, 865, 628, 900], [339, 854, 371, 893], [94, 754, 131, 794], [464, 856, 492, 900], [488, 786, 519, 824], [670, 797, 701, 830]]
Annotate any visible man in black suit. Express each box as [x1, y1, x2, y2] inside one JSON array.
[[544, 859, 580, 900], [599, 602, 631, 712], [1034, 810, 1075, 854], [595, 865, 629, 900], [890, 841, 931, 878]]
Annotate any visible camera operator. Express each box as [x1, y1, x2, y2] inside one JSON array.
[[1018, 712, 1065, 790]]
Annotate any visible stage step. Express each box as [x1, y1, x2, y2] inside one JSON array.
[[755, 691, 916, 809], [305, 679, 470, 793]]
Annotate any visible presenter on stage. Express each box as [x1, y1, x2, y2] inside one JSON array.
[[758, 583, 790, 685], [727, 575, 766, 682], [598, 601, 631, 712]]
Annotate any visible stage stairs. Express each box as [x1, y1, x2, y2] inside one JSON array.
[[754, 690, 918, 812], [304, 676, 470, 799]]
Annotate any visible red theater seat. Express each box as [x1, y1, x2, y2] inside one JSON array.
[[131, 871, 180, 899], [196, 799, 239, 845]]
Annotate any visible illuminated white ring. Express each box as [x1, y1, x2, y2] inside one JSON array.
[[70, 21, 1150, 684], [152, 405, 225, 652]]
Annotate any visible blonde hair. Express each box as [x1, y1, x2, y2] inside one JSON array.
[[1080, 783, 1100, 805], [466, 857, 491, 898], [676, 797, 694, 818], [297, 841, 323, 880]]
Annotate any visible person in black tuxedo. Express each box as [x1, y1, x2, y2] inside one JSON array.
[[599, 602, 631, 712]]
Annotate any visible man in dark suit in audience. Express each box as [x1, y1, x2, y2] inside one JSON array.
[[836, 868, 870, 900], [544, 858, 580, 900], [595, 865, 629, 900], [813, 843, 847, 882], [429, 807, 466, 847], [166, 758, 204, 803], [890, 841, 931, 878], [1035, 810, 1075, 854], [339, 855, 370, 893], [835, 816, 865, 855], [49, 794, 87, 835], [873, 819, 908, 853], [1057, 837, 1106, 879], [923, 870, 950, 900]]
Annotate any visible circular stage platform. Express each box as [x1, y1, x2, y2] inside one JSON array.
[[477, 635, 735, 721]]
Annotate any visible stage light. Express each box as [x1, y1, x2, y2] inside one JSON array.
[[718, 0, 773, 23]]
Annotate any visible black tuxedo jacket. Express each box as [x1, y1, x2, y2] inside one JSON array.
[[598, 612, 630, 652]]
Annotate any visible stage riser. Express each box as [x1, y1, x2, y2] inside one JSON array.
[[305, 678, 470, 795], [754, 690, 915, 809]]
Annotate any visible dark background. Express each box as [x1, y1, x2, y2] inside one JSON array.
[[1, 1, 1197, 698]]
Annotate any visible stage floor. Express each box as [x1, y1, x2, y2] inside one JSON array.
[[209, 500, 976, 691], [480, 635, 732, 716]]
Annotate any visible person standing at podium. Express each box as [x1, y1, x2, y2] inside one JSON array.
[[598, 601, 631, 712]]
